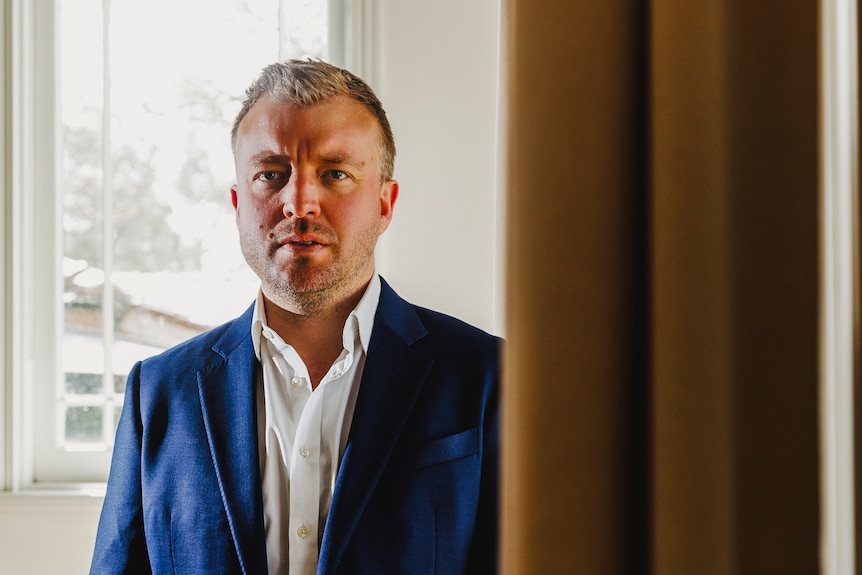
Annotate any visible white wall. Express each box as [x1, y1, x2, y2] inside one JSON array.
[[0, 494, 103, 574], [0, 1, 501, 573], [376, 0, 502, 335]]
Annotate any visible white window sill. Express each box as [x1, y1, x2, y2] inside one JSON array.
[[0, 483, 106, 509]]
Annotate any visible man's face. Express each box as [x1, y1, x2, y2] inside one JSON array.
[[231, 94, 398, 312]]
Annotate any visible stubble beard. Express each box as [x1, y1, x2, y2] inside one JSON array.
[[241, 221, 381, 316]]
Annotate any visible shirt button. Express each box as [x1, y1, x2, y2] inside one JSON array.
[[297, 525, 310, 539], [299, 445, 311, 458], [290, 377, 303, 388]]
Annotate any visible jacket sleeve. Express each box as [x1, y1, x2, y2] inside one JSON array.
[[90, 361, 152, 575], [467, 339, 501, 574]]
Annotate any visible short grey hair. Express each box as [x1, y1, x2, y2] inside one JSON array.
[[231, 59, 396, 182]]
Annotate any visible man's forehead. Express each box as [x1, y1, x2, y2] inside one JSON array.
[[236, 96, 381, 156], [248, 94, 373, 124]]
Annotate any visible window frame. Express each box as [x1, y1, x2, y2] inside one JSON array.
[[821, 0, 860, 572], [1, 0, 376, 490]]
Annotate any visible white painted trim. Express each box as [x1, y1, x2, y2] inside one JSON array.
[[344, 0, 378, 87], [0, 0, 8, 492], [493, 0, 505, 337], [820, 0, 858, 572], [328, 0, 346, 67], [26, 0, 113, 484], [6, 0, 38, 491]]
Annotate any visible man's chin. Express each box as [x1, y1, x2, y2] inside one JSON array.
[[264, 271, 338, 308]]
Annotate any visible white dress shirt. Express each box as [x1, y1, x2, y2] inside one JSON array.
[[252, 274, 381, 575]]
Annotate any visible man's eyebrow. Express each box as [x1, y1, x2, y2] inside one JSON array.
[[320, 155, 366, 169], [248, 152, 290, 166]]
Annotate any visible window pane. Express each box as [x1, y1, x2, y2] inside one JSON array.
[[280, 0, 330, 59], [65, 372, 102, 395], [114, 374, 126, 395], [64, 405, 103, 444]]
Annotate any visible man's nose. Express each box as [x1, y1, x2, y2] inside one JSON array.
[[281, 174, 320, 218]]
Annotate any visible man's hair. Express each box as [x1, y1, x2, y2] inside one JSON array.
[[231, 59, 396, 182]]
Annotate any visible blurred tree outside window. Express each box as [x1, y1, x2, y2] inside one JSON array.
[[59, 0, 329, 453]]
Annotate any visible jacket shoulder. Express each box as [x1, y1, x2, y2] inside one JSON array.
[[404, 305, 502, 381], [377, 277, 500, 353], [413, 305, 500, 350], [137, 304, 254, 377]]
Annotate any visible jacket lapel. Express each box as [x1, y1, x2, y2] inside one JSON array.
[[318, 280, 434, 575], [196, 305, 268, 575]]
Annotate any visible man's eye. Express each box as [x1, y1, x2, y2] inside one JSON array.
[[257, 171, 282, 181], [326, 170, 348, 180]]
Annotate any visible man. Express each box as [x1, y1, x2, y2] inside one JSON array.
[[90, 60, 500, 575]]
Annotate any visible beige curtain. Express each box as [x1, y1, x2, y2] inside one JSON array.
[[501, 1, 822, 573]]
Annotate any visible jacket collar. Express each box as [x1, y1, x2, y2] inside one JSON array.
[[198, 304, 268, 575], [318, 278, 433, 574]]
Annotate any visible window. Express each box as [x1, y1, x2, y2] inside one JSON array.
[[4, 0, 371, 487]]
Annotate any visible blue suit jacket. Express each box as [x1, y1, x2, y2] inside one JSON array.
[[90, 279, 500, 574]]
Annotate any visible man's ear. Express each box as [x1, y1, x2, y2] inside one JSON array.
[[230, 185, 239, 212], [379, 179, 399, 233]]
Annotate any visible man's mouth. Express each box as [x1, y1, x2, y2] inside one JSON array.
[[269, 224, 332, 249], [279, 235, 328, 252]]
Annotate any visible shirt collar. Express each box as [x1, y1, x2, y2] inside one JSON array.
[[251, 273, 382, 361]]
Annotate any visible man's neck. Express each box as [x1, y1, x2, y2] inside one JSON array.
[[262, 284, 367, 389]]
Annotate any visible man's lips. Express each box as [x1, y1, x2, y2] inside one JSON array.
[[282, 234, 327, 246], [268, 221, 334, 252], [270, 233, 331, 256]]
